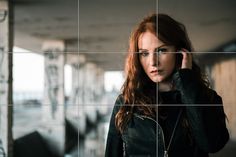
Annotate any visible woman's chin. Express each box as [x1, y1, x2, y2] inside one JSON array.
[[150, 75, 165, 83]]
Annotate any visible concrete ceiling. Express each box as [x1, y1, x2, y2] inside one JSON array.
[[159, 0, 236, 52], [13, 0, 236, 70], [78, 0, 156, 70], [14, 0, 78, 52]]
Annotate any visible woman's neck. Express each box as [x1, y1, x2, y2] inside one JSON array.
[[158, 81, 173, 92]]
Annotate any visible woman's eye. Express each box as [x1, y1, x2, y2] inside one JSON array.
[[157, 48, 167, 54], [139, 51, 149, 57]]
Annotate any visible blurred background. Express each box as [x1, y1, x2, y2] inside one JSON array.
[[0, 0, 236, 157]]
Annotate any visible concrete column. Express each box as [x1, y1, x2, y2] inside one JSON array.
[[0, 1, 13, 157], [95, 67, 106, 115], [41, 40, 65, 156], [84, 62, 97, 123], [95, 67, 104, 102], [76, 58, 106, 157], [70, 54, 85, 106], [78, 55, 86, 106], [77, 56, 86, 157], [211, 59, 236, 140], [71, 64, 79, 105], [66, 54, 86, 133]]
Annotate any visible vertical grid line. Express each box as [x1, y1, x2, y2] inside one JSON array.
[[77, 1, 80, 157], [156, 0, 159, 156]]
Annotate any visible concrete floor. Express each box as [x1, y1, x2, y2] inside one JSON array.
[[210, 140, 236, 157], [13, 105, 236, 157]]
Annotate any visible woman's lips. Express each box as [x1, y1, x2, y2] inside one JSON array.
[[150, 69, 163, 75]]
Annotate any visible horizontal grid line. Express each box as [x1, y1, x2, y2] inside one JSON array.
[[0, 51, 79, 54], [1, 51, 236, 54], [1, 104, 232, 106]]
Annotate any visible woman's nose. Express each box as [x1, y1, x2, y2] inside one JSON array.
[[150, 53, 157, 66]]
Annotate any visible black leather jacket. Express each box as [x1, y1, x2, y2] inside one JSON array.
[[105, 69, 229, 157]]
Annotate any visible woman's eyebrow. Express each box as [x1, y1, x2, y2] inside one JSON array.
[[138, 48, 159, 52], [138, 48, 148, 52], [158, 44, 167, 48]]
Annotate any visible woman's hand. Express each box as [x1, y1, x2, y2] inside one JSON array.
[[180, 48, 192, 69]]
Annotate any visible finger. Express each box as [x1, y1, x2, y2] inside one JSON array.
[[181, 48, 193, 57], [181, 49, 192, 59], [180, 50, 192, 69], [181, 51, 188, 60], [181, 48, 189, 52]]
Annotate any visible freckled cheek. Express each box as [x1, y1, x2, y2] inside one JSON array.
[[166, 57, 176, 73], [158, 57, 167, 67], [161, 56, 175, 72], [140, 59, 150, 73]]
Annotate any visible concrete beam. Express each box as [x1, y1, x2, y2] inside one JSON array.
[[0, 1, 13, 157]]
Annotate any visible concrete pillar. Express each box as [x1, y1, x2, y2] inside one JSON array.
[[70, 54, 85, 106], [77, 55, 87, 157], [75, 57, 106, 157], [0, 1, 13, 157], [93, 67, 104, 102], [41, 40, 65, 156], [211, 59, 236, 140], [78, 55, 86, 105], [65, 54, 87, 135], [80, 62, 105, 124], [71, 63, 79, 105], [84, 63, 97, 123]]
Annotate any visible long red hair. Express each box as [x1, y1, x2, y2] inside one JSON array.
[[115, 13, 210, 133], [115, 14, 157, 133]]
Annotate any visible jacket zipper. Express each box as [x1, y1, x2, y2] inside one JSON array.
[[133, 113, 167, 154]]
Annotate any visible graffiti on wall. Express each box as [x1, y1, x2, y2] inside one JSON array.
[[45, 52, 61, 119], [70, 64, 79, 105], [0, 49, 6, 101], [0, 10, 7, 23]]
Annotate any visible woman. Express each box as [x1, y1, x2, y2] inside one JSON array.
[[105, 13, 229, 157]]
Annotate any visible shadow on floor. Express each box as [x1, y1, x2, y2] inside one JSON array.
[[210, 140, 236, 157], [14, 131, 61, 157]]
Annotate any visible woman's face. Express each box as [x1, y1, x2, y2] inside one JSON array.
[[138, 31, 176, 83]]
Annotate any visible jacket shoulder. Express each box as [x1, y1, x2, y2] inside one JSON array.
[[115, 94, 124, 104], [113, 94, 124, 113]]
